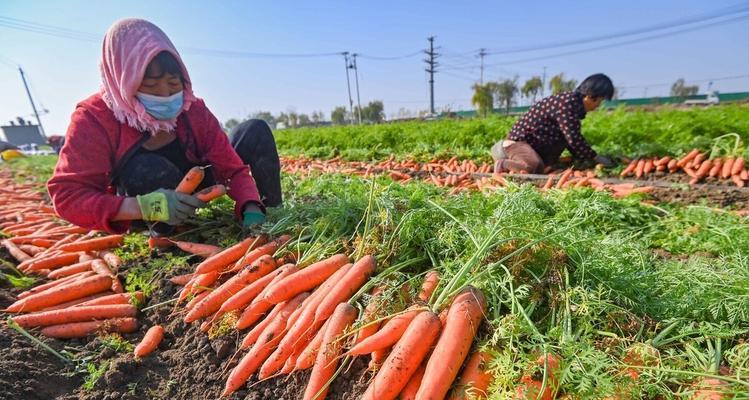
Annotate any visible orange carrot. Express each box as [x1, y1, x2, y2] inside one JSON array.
[[416, 286, 487, 400], [97, 250, 123, 272], [229, 234, 291, 272], [732, 174, 745, 187], [294, 319, 329, 371], [555, 169, 573, 188], [418, 271, 440, 302], [256, 292, 313, 378], [195, 184, 227, 202], [222, 293, 308, 397], [19, 252, 81, 272], [400, 361, 427, 400], [185, 254, 277, 323], [170, 240, 221, 258], [175, 166, 204, 194], [40, 317, 138, 339], [178, 270, 220, 303], [693, 153, 706, 166], [448, 351, 495, 400], [721, 157, 735, 179], [91, 259, 115, 277], [1, 239, 31, 262], [302, 303, 357, 400], [667, 159, 679, 173], [653, 156, 671, 167], [186, 290, 210, 310], [240, 301, 285, 349], [38, 291, 116, 311], [514, 353, 561, 400], [16, 271, 94, 299], [263, 253, 349, 304], [77, 292, 144, 307], [18, 244, 45, 256], [619, 160, 637, 177], [694, 159, 713, 180], [5, 274, 113, 313], [354, 287, 385, 345], [12, 304, 137, 328], [314, 255, 377, 322], [541, 174, 555, 190], [634, 159, 646, 178], [169, 273, 194, 286], [643, 159, 654, 175], [46, 260, 94, 279], [361, 311, 441, 400], [56, 234, 123, 252], [347, 307, 423, 355], [193, 235, 268, 275], [732, 157, 745, 176], [235, 264, 299, 329], [134, 325, 165, 358]]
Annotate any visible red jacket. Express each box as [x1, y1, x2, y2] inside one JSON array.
[[48, 93, 262, 233]]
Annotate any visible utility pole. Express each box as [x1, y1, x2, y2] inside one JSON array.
[[541, 66, 547, 98], [350, 53, 363, 124], [19, 67, 46, 137], [424, 36, 439, 116], [478, 48, 486, 84], [342, 52, 354, 125]]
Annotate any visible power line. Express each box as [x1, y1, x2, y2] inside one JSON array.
[[357, 50, 422, 60], [620, 73, 749, 89], [484, 1, 749, 55]]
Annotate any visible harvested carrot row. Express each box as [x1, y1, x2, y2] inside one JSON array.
[[40, 317, 138, 339], [56, 234, 123, 252]]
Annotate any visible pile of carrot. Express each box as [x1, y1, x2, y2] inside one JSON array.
[[620, 150, 748, 187]]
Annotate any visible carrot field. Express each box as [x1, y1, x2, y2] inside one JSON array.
[[1, 105, 749, 400]]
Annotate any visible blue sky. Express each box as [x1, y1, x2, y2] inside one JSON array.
[[0, 0, 747, 136]]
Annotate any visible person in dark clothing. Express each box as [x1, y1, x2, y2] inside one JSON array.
[[492, 73, 615, 173]]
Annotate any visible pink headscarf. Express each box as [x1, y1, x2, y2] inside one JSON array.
[[99, 18, 197, 134]]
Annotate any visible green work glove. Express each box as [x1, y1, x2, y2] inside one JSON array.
[[136, 189, 205, 226], [242, 202, 266, 228]]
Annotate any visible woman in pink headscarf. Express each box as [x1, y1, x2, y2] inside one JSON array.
[[48, 19, 281, 235]]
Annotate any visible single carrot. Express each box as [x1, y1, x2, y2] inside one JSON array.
[[354, 286, 385, 345], [222, 293, 308, 397], [18, 244, 45, 256], [16, 271, 94, 299], [111, 277, 124, 293], [555, 169, 573, 189], [193, 235, 268, 275], [19, 252, 80, 272], [38, 291, 116, 311], [263, 253, 349, 304], [195, 184, 227, 202], [693, 152, 706, 166], [732, 157, 745, 176], [169, 273, 194, 286], [732, 174, 745, 187], [184, 254, 277, 323], [302, 303, 357, 400], [56, 234, 124, 252], [694, 159, 713, 180], [91, 259, 115, 277], [634, 159, 646, 178], [1, 239, 31, 262], [40, 317, 138, 339], [361, 311, 442, 400], [218, 266, 283, 315], [97, 250, 123, 272], [240, 301, 285, 349], [677, 149, 700, 168], [11, 304, 138, 328], [709, 158, 723, 178], [667, 159, 679, 173], [347, 307, 423, 356], [186, 290, 210, 310], [170, 240, 221, 258], [76, 292, 144, 307], [418, 271, 440, 302], [178, 270, 220, 304], [541, 175, 555, 190], [175, 166, 205, 194], [653, 156, 671, 167], [619, 160, 637, 177], [721, 157, 735, 180], [643, 159, 654, 175], [314, 255, 376, 322], [415, 286, 487, 400], [134, 325, 165, 358], [400, 361, 427, 400], [47, 261, 93, 279], [448, 351, 495, 400], [5, 274, 113, 313]]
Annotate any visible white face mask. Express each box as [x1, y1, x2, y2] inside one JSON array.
[[136, 91, 184, 120]]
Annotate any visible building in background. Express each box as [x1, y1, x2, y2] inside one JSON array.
[[0, 118, 45, 146]]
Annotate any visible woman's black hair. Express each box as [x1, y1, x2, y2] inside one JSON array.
[[576, 73, 614, 100], [146, 51, 186, 82]]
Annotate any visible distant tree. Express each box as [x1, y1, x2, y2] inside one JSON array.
[[331, 106, 347, 124], [491, 77, 519, 114], [276, 112, 289, 128], [310, 111, 325, 124], [358, 101, 385, 123], [298, 113, 311, 126], [549, 73, 577, 95], [471, 83, 494, 118], [521, 76, 543, 103], [287, 112, 299, 128], [223, 118, 240, 132], [250, 111, 276, 128], [671, 78, 699, 98]]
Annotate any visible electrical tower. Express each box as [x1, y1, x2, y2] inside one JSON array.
[[350, 53, 363, 124], [342, 52, 354, 125], [478, 48, 486, 84], [424, 36, 439, 116], [19, 67, 46, 137]]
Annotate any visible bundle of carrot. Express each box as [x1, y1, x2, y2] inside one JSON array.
[[620, 150, 748, 187], [541, 169, 655, 198]]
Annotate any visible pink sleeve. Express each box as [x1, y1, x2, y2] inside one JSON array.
[[47, 108, 131, 233], [192, 102, 262, 217]]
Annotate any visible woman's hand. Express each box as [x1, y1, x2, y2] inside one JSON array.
[[242, 202, 266, 228]]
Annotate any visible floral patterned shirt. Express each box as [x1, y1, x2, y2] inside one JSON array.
[[507, 91, 596, 165]]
